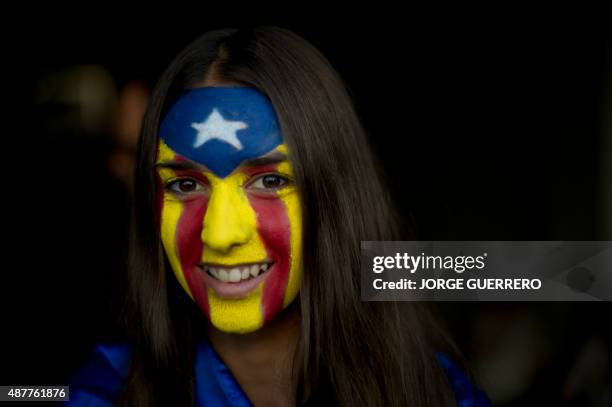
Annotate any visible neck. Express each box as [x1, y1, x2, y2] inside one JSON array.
[[207, 304, 301, 407]]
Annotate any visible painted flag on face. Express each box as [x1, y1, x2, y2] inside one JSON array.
[[159, 87, 283, 178]]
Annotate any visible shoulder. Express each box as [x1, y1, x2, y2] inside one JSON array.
[[436, 352, 492, 407], [63, 342, 133, 406]]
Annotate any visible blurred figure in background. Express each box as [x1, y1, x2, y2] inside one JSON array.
[[109, 81, 150, 190], [7, 65, 145, 386]]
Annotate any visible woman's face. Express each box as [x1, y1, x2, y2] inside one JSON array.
[[155, 87, 302, 334]]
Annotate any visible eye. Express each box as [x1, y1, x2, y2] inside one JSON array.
[[167, 178, 207, 194], [247, 174, 290, 191]]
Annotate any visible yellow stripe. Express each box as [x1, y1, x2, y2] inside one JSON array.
[[203, 162, 267, 333], [278, 158, 303, 308], [208, 284, 264, 333]]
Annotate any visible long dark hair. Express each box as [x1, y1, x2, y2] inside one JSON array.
[[122, 26, 458, 406]]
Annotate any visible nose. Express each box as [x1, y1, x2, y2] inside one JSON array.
[[201, 181, 256, 253]]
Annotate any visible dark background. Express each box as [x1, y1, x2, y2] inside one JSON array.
[[2, 14, 611, 406]]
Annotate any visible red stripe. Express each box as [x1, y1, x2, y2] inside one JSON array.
[[248, 192, 291, 324], [176, 196, 210, 316], [169, 150, 210, 317]]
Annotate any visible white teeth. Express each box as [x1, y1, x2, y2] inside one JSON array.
[[229, 268, 241, 282], [203, 263, 272, 282], [218, 269, 229, 282]]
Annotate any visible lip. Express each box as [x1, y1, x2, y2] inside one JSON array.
[[198, 262, 275, 299]]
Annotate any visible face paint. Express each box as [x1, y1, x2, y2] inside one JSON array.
[[156, 87, 302, 334]]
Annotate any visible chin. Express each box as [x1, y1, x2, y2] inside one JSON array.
[[216, 323, 262, 335], [206, 290, 267, 334], [210, 315, 265, 335]]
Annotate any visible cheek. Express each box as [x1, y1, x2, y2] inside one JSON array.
[[248, 195, 295, 323], [176, 197, 210, 315], [155, 174, 164, 231], [160, 194, 211, 316], [175, 198, 207, 270], [279, 193, 302, 307], [249, 196, 290, 256]]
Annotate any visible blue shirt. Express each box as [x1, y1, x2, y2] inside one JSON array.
[[65, 340, 491, 406]]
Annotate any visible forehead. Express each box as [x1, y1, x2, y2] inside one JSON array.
[[158, 87, 283, 178]]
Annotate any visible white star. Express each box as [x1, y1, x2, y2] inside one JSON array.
[[191, 108, 248, 150]]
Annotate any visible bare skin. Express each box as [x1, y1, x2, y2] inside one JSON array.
[[207, 305, 301, 407]]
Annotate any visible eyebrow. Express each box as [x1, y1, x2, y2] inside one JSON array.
[[155, 160, 210, 172], [239, 151, 287, 168], [154, 151, 288, 173]]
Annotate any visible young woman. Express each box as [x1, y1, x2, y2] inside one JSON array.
[[67, 27, 490, 406]]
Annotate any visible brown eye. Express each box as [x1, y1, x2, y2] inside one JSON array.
[[248, 174, 289, 191], [168, 178, 205, 194], [178, 179, 196, 192], [263, 175, 283, 188]]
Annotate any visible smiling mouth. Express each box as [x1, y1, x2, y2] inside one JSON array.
[[198, 262, 273, 283]]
